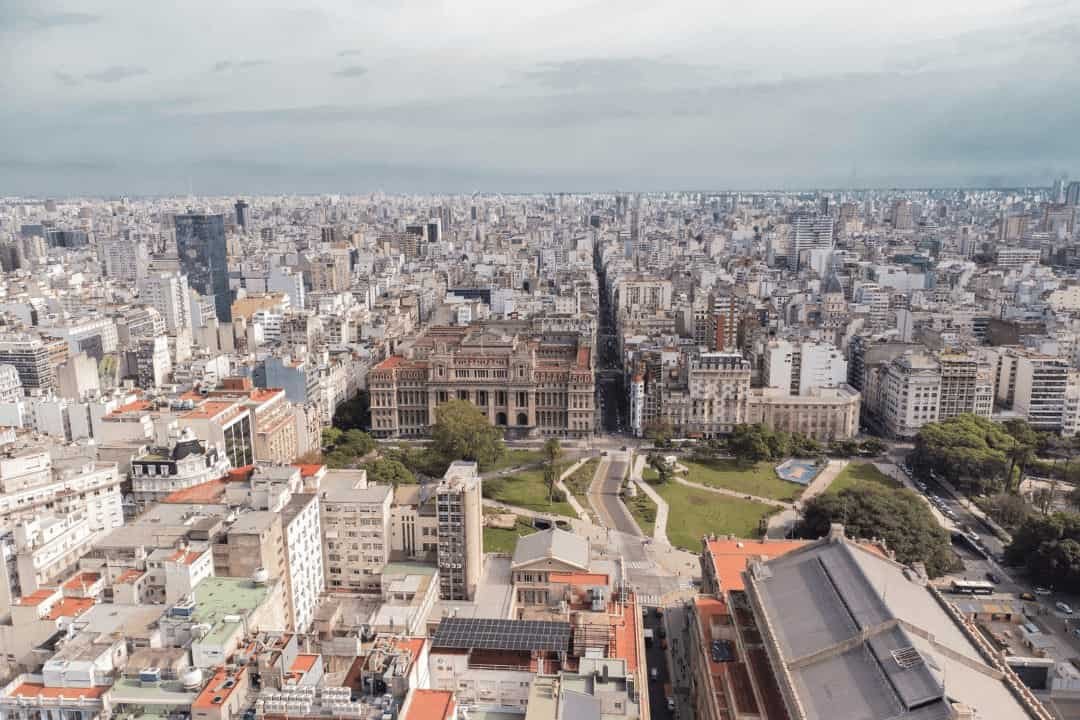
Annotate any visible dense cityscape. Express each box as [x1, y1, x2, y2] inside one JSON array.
[[0, 186, 1077, 720]]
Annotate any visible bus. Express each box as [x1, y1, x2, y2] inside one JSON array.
[[950, 579, 995, 595]]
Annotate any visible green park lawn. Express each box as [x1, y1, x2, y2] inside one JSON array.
[[625, 490, 658, 537], [682, 459, 805, 502], [483, 468, 577, 517], [562, 458, 601, 506], [483, 516, 538, 553], [825, 462, 900, 495], [485, 449, 545, 472], [655, 481, 778, 551]]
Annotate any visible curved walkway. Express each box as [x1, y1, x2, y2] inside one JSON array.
[[629, 454, 670, 544]]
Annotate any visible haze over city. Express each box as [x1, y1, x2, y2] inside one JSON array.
[[4, 0, 1080, 194]]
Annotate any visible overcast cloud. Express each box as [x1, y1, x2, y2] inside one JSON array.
[[1, 0, 1078, 195]]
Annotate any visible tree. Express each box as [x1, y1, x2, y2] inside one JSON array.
[[543, 438, 563, 502], [860, 437, 886, 456], [1033, 487, 1056, 516], [429, 400, 505, 469], [332, 390, 371, 431], [338, 429, 376, 458], [909, 414, 1013, 495], [363, 458, 416, 486], [321, 427, 343, 449], [1007, 512, 1080, 592], [645, 420, 674, 448], [728, 424, 772, 465], [647, 453, 672, 484], [798, 483, 960, 577], [984, 492, 1031, 530]]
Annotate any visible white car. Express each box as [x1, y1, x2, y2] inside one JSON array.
[[1034, 587, 1053, 596], [1057, 601, 1074, 615]]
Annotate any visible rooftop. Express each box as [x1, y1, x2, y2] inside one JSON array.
[[749, 530, 1043, 720], [705, 538, 808, 591]]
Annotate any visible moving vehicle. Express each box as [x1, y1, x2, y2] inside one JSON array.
[[650, 668, 659, 681], [1035, 587, 1053, 596], [985, 572, 1001, 584], [949, 579, 994, 595], [1057, 601, 1074, 615], [1020, 592, 1036, 601]]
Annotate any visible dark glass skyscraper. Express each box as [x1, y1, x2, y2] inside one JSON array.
[[234, 199, 249, 230], [175, 213, 231, 321]]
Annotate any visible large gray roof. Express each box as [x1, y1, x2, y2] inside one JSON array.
[[749, 536, 1039, 720], [511, 528, 589, 571]]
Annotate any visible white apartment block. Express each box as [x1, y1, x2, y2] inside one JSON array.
[[763, 339, 847, 395], [881, 352, 941, 439], [938, 353, 994, 420], [139, 271, 192, 332], [282, 492, 324, 632], [994, 348, 1070, 432], [0, 366, 22, 404], [320, 470, 392, 594]]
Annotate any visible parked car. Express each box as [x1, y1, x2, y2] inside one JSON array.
[[1020, 592, 1036, 601], [986, 572, 1001, 584], [1035, 587, 1053, 596], [1057, 601, 1074, 614], [667, 698, 676, 711], [650, 668, 659, 681]]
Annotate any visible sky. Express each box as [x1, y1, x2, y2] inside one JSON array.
[[1, 0, 1079, 195]]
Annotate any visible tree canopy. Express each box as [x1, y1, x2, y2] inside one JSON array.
[[363, 458, 416, 487], [798, 483, 959, 577], [429, 399, 505, 469], [909, 414, 1016, 494], [727, 424, 822, 465], [1006, 512, 1080, 592]]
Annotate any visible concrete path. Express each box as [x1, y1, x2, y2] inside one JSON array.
[[629, 454, 670, 544], [765, 459, 846, 538], [555, 456, 594, 521]]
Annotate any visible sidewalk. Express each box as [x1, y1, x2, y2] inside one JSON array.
[[556, 457, 593, 521], [630, 454, 670, 544], [765, 459, 846, 538]]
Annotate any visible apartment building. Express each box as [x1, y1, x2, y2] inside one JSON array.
[[435, 462, 483, 601], [994, 347, 1070, 431], [0, 335, 56, 395], [880, 352, 941, 439], [320, 471, 392, 594], [130, 427, 231, 511], [762, 339, 847, 395], [938, 353, 995, 420], [369, 326, 595, 439]]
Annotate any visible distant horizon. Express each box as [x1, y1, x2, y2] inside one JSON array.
[[1, 181, 1070, 203], [4, 2, 1079, 197]]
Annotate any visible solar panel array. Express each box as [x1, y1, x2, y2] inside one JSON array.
[[432, 617, 571, 652]]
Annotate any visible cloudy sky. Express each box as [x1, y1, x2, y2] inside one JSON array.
[[1, 0, 1078, 195]]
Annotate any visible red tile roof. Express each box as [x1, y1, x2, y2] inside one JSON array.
[[18, 588, 58, 606], [9, 683, 107, 702], [115, 569, 144, 585], [193, 666, 245, 710], [403, 690, 455, 720], [705, 539, 808, 592], [62, 572, 101, 591], [292, 463, 325, 478], [47, 597, 94, 620], [289, 654, 319, 674]]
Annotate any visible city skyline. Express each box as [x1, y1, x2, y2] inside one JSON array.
[[3, 0, 1080, 195]]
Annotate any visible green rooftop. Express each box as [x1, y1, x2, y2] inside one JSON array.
[[192, 576, 272, 646], [110, 678, 199, 706]]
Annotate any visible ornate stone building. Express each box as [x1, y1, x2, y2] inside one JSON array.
[[369, 326, 595, 439]]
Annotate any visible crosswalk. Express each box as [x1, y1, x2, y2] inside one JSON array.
[[636, 594, 662, 607], [624, 560, 652, 569]]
